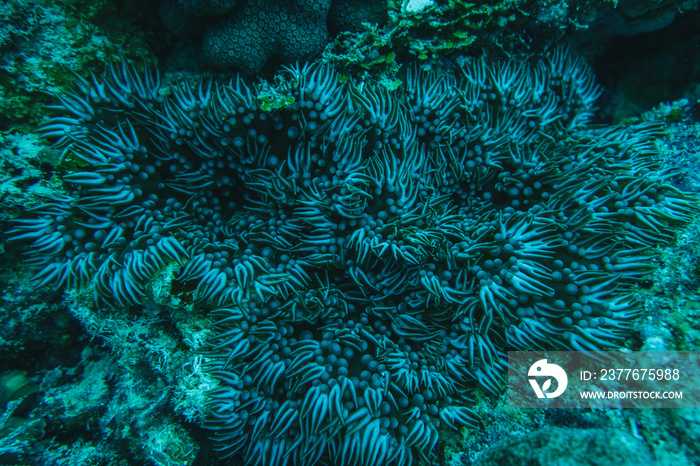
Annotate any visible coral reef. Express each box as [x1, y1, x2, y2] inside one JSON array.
[[474, 427, 654, 466], [0, 132, 62, 227], [325, 0, 587, 77], [0, 0, 152, 129], [161, 0, 332, 74], [0, 260, 210, 465], [324, 0, 700, 82], [324, 0, 515, 76], [632, 98, 700, 352], [327, 0, 389, 35], [8, 48, 697, 465]]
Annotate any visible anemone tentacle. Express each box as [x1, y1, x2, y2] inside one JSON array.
[[10, 49, 698, 465]]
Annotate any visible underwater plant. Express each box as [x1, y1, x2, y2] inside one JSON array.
[[9, 49, 697, 465]]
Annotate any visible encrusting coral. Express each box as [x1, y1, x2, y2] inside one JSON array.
[[8, 49, 697, 465], [161, 0, 332, 74]]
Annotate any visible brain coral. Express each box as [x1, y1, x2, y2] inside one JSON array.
[[10, 50, 697, 464], [161, 0, 331, 73]]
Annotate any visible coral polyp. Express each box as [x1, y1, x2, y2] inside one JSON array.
[[10, 50, 697, 465]]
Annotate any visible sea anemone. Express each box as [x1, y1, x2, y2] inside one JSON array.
[[9, 49, 697, 465]]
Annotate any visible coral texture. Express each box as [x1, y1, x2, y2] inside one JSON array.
[[161, 0, 332, 73], [10, 50, 697, 465], [0, 0, 150, 127], [475, 427, 654, 466]]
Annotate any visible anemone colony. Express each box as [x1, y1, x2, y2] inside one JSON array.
[[10, 50, 697, 465]]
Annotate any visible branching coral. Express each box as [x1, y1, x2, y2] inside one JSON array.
[[9, 49, 697, 465], [323, 0, 553, 76]]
